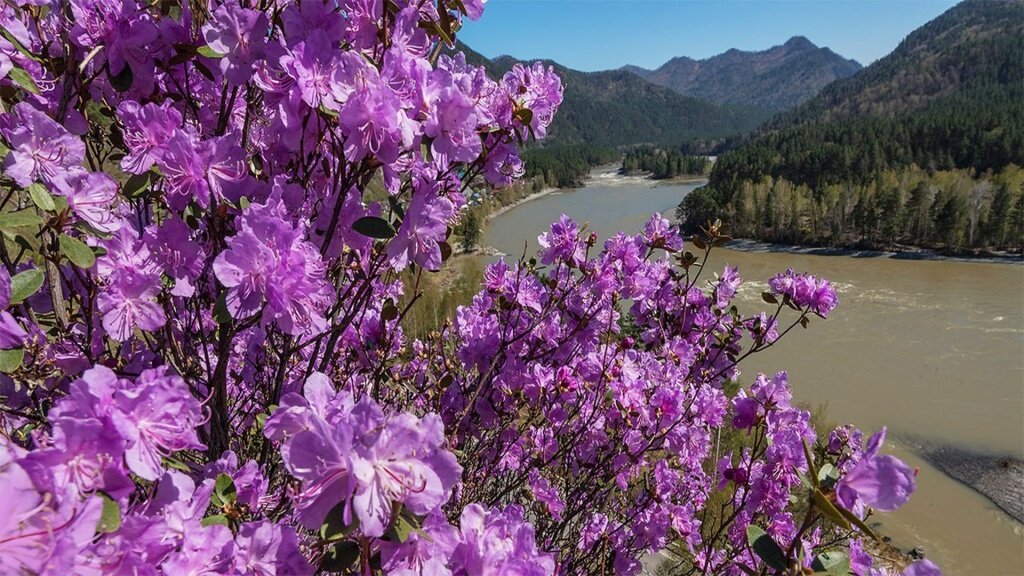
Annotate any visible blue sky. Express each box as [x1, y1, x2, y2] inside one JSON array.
[[458, 0, 960, 71]]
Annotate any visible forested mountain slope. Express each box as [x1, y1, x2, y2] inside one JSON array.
[[680, 0, 1024, 253]]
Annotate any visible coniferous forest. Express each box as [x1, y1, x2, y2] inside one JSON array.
[[622, 147, 712, 179], [679, 0, 1024, 253]]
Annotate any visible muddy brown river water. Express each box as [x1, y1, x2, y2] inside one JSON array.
[[480, 167, 1024, 575]]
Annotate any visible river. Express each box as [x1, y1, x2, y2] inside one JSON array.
[[479, 166, 1024, 575]]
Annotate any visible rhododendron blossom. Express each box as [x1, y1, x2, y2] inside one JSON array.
[[0, 0, 929, 573]]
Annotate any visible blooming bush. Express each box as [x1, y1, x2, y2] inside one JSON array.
[[0, 0, 938, 574]]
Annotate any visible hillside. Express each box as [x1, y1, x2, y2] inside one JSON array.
[[681, 0, 1024, 252], [455, 44, 771, 148], [625, 37, 862, 111]]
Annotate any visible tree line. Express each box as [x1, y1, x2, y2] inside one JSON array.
[[622, 147, 711, 179], [679, 165, 1024, 252]]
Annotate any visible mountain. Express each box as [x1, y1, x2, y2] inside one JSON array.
[[454, 44, 772, 148], [625, 37, 862, 111], [681, 0, 1024, 252]]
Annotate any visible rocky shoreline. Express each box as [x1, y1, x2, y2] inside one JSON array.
[[918, 444, 1024, 524], [724, 238, 1024, 265]]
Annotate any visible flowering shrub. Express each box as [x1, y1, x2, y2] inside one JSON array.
[[0, 0, 938, 574]]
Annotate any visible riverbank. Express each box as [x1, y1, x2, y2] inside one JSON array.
[[724, 238, 1024, 265], [915, 443, 1024, 524], [485, 186, 560, 222], [619, 169, 708, 187]]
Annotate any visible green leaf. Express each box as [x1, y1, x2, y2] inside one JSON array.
[[27, 183, 55, 212], [122, 171, 153, 198], [8, 66, 40, 94], [513, 107, 534, 126], [213, 473, 237, 507], [812, 550, 851, 575], [317, 104, 338, 119], [812, 489, 851, 531], [0, 28, 43, 62], [387, 513, 417, 543], [197, 45, 225, 58], [201, 514, 230, 527], [762, 291, 778, 305], [109, 63, 134, 92], [97, 493, 121, 533], [380, 300, 399, 322], [746, 525, 787, 572], [837, 504, 880, 542], [817, 463, 839, 488], [794, 468, 814, 490], [802, 438, 819, 485], [59, 234, 97, 269], [0, 348, 24, 373], [320, 540, 360, 572], [319, 501, 360, 542], [162, 456, 192, 472], [352, 216, 396, 239], [213, 291, 232, 325], [0, 209, 44, 230], [9, 268, 44, 305]]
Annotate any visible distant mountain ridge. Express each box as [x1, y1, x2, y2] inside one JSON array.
[[453, 43, 772, 148], [624, 36, 862, 111]]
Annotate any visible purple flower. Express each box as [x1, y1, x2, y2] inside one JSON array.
[[810, 278, 839, 318], [902, 560, 942, 576], [203, 4, 269, 86], [144, 218, 205, 297], [116, 101, 181, 175], [0, 441, 103, 574], [350, 410, 462, 537], [768, 268, 834, 313], [232, 521, 312, 575], [97, 270, 165, 342], [158, 132, 211, 211], [387, 186, 455, 271], [280, 30, 339, 109], [483, 141, 525, 187], [528, 470, 565, 521], [69, 0, 158, 90], [266, 375, 356, 529], [0, 312, 26, 349], [213, 198, 332, 335], [66, 172, 121, 233], [0, 445, 53, 574], [836, 427, 916, 513], [380, 511, 460, 575], [538, 214, 586, 267], [115, 367, 206, 481], [423, 70, 481, 165], [732, 372, 793, 430], [0, 103, 85, 191], [24, 417, 132, 499], [501, 62, 563, 140], [450, 504, 555, 576], [338, 72, 415, 165], [267, 373, 460, 537], [642, 213, 684, 252]]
